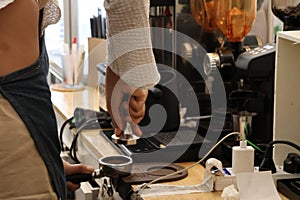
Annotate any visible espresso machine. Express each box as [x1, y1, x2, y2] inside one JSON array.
[[148, 3, 269, 129], [204, 0, 300, 144], [146, 0, 279, 165]]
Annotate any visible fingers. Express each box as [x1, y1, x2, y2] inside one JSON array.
[[130, 122, 143, 137], [114, 100, 144, 137], [110, 93, 125, 134], [105, 67, 148, 137], [129, 89, 148, 123], [113, 101, 129, 136], [128, 102, 145, 123], [132, 88, 148, 102], [64, 160, 94, 176], [63, 160, 94, 192], [66, 181, 80, 192], [114, 126, 123, 136]]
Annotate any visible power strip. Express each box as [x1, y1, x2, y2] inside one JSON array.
[[214, 166, 300, 191], [272, 166, 300, 187]]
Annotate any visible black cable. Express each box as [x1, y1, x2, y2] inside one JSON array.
[[268, 140, 300, 152], [59, 116, 74, 151], [69, 118, 102, 163], [259, 140, 300, 173]]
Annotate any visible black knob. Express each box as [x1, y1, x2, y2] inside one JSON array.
[[283, 153, 300, 173]]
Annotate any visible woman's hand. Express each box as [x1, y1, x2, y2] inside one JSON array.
[[106, 67, 148, 137], [63, 160, 94, 192]]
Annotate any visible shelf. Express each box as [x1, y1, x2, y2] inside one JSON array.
[[273, 31, 300, 165]]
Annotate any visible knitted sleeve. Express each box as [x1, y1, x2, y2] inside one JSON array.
[[104, 0, 160, 89], [39, 0, 61, 32], [0, 0, 14, 9]]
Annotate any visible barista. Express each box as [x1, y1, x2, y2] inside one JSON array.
[[104, 0, 160, 137], [0, 1, 93, 199]]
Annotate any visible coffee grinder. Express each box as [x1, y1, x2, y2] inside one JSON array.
[[190, 0, 222, 52], [272, 0, 300, 31]]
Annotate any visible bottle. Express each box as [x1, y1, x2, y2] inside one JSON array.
[[232, 140, 254, 174]]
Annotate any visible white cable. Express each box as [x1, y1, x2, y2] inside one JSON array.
[[136, 131, 243, 194]]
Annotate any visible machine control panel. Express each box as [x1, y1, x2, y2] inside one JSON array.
[[236, 44, 275, 70], [245, 44, 275, 56], [235, 43, 276, 80]]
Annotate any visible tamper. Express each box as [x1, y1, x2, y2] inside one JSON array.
[[111, 122, 139, 145]]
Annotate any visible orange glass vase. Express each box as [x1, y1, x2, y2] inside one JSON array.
[[190, 0, 217, 33], [214, 0, 257, 42]]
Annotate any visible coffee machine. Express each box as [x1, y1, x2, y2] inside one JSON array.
[[147, 0, 277, 165], [202, 0, 274, 137], [187, 0, 278, 165]]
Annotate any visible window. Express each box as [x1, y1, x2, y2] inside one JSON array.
[[46, 0, 105, 83], [77, 0, 105, 45], [74, 0, 105, 77], [45, 0, 65, 70]]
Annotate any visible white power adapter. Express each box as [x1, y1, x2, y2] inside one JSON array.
[[213, 140, 300, 191], [214, 140, 255, 191], [232, 140, 255, 174]]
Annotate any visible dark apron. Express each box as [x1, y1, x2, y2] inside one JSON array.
[[0, 37, 66, 199]]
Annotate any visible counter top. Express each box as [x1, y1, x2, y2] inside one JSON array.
[[50, 85, 288, 200], [51, 85, 100, 119], [135, 162, 224, 200]]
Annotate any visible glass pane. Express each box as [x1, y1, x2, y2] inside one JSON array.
[[77, 0, 105, 45], [76, 0, 105, 76], [45, 0, 65, 67]]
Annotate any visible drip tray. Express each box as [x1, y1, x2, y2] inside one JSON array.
[[122, 162, 188, 184], [277, 178, 300, 199]]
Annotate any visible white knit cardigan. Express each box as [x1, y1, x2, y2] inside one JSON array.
[[104, 0, 160, 89]]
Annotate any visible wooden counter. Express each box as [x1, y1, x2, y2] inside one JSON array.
[[137, 161, 288, 200], [51, 85, 100, 120], [138, 162, 224, 200]]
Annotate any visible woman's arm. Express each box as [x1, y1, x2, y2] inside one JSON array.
[[104, 0, 160, 136]]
